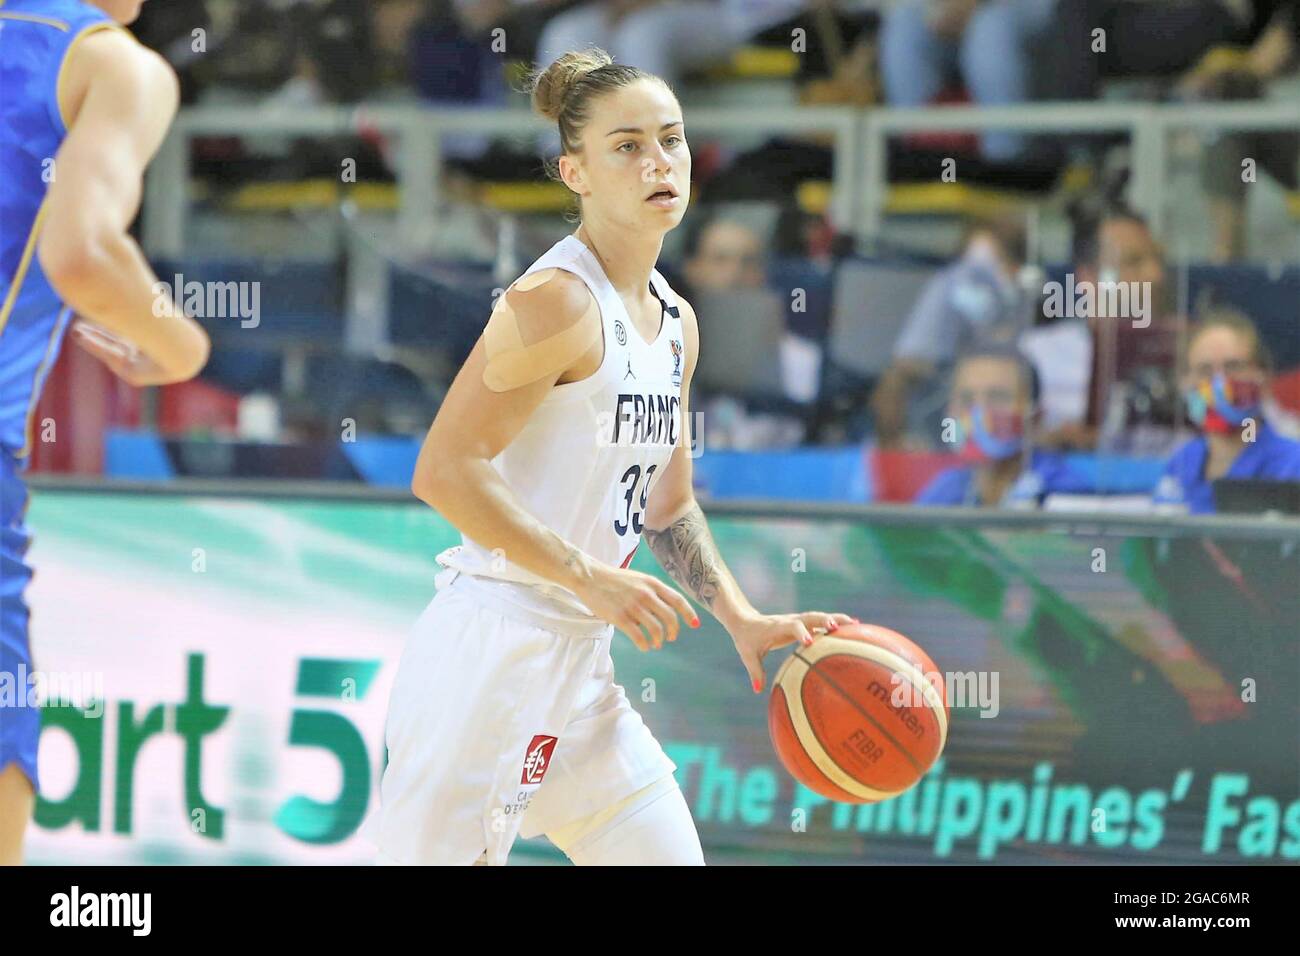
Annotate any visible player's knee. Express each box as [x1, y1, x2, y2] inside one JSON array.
[[553, 779, 704, 866], [0, 764, 35, 867]]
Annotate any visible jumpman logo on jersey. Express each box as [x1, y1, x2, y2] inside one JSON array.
[[624, 356, 635, 380]]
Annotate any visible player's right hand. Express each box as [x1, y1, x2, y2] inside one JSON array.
[[71, 320, 175, 387], [573, 565, 699, 652]]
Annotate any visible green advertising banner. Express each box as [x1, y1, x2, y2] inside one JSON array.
[[15, 487, 1300, 865]]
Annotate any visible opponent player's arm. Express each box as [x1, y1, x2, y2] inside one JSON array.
[[36, 29, 209, 384], [642, 297, 759, 630]]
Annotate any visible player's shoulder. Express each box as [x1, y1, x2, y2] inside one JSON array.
[[668, 288, 698, 337], [501, 267, 598, 338], [675, 294, 698, 363], [672, 291, 697, 325], [68, 26, 177, 102], [66, 20, 145, 64]]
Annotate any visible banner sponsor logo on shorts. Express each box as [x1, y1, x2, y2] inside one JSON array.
[[521, 734, 558, 786]]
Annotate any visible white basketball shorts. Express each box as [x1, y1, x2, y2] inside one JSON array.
[[373, 567, 680, 865]]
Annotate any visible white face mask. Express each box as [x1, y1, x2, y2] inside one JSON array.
[[964, 235, 1021, 300], [964, 234, 1003, 270]]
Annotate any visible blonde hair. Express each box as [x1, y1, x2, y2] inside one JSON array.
[[1185, 307, 1274, 374], [529, 47, 666, 165]]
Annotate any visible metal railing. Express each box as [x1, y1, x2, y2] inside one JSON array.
[[861, 101, 1300, 240], [143, 104, 862, 256], [143, 100, 1300, 255], [27, 474, 1300, 542]]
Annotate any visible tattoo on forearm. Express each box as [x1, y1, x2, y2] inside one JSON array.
[[563, 544, 581, 570], [645, 503, 729, 611]]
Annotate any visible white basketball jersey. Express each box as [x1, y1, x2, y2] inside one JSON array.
[[435, 234, 688, 618]]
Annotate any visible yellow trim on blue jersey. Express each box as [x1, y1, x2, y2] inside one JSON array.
[[55, 20, 129, 131], [0, 10, 70, 30], [20, 307, 71, 458], [0, 199, 52, 339]]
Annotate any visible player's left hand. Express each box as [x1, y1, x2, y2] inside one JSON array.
[[729, 611, 858, 695]]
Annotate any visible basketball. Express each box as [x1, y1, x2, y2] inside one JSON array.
[[768, 623, 948, 803]]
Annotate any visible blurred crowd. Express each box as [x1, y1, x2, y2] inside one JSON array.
[[141, 0, 1298, 258], [661, 202, 1300, 513], [107, 1, 1300, 513]]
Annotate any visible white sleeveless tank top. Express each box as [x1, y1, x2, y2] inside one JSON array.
[[435, 234, 688, 620]]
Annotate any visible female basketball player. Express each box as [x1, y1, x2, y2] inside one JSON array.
[[1, 0, 210, 866], [375, 48, 856, 866]]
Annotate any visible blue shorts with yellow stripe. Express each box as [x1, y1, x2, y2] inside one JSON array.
[[0, 451, 39, 793]]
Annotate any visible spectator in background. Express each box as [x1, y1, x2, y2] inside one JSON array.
[[129, 0, 214, 105], [914, 346, 1089, 506], [1051, 0, 1269, 102], [534, 0, 805, 86], [872, 215, 1031, 448], [676, 214, 822, 405], [419, 1, 586, 91], [677, 217, 768, 300], [1178, 0, 1300, 260], [407, 1, 505, 102], [296, 0, 378, 101], [1153, 309, 1300, 512], [878, 0, 1057, 164], [1021, 203, 1180, 455], [261, 0, 377, 107], [450, 0, 584, 64], [673, 214, 822, 415]]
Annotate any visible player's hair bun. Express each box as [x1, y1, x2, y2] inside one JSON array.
[[531, 48, 614, 122]]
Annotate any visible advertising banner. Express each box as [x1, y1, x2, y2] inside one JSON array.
[[15, 490, 1298, 864]]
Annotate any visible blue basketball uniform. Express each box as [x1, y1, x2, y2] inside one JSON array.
[[0, 0, 126, 793]]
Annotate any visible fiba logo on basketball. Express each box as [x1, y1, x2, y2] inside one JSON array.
[[521, 734, 558, 786], [769, 623, 950, 803]]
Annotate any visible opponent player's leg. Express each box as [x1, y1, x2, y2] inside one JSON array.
[[0, 469, 38, 867], [547, 774, 704, 866], [0, 764, 35, 866]]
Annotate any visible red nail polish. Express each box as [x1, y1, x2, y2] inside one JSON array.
[[691, 618, 701, 628], [752, 679, 761, 693]]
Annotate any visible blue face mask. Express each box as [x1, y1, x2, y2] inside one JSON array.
[[956, 405, 1025, 462]]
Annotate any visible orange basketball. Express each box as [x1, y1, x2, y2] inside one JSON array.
[[768, 622, 948, 803]]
